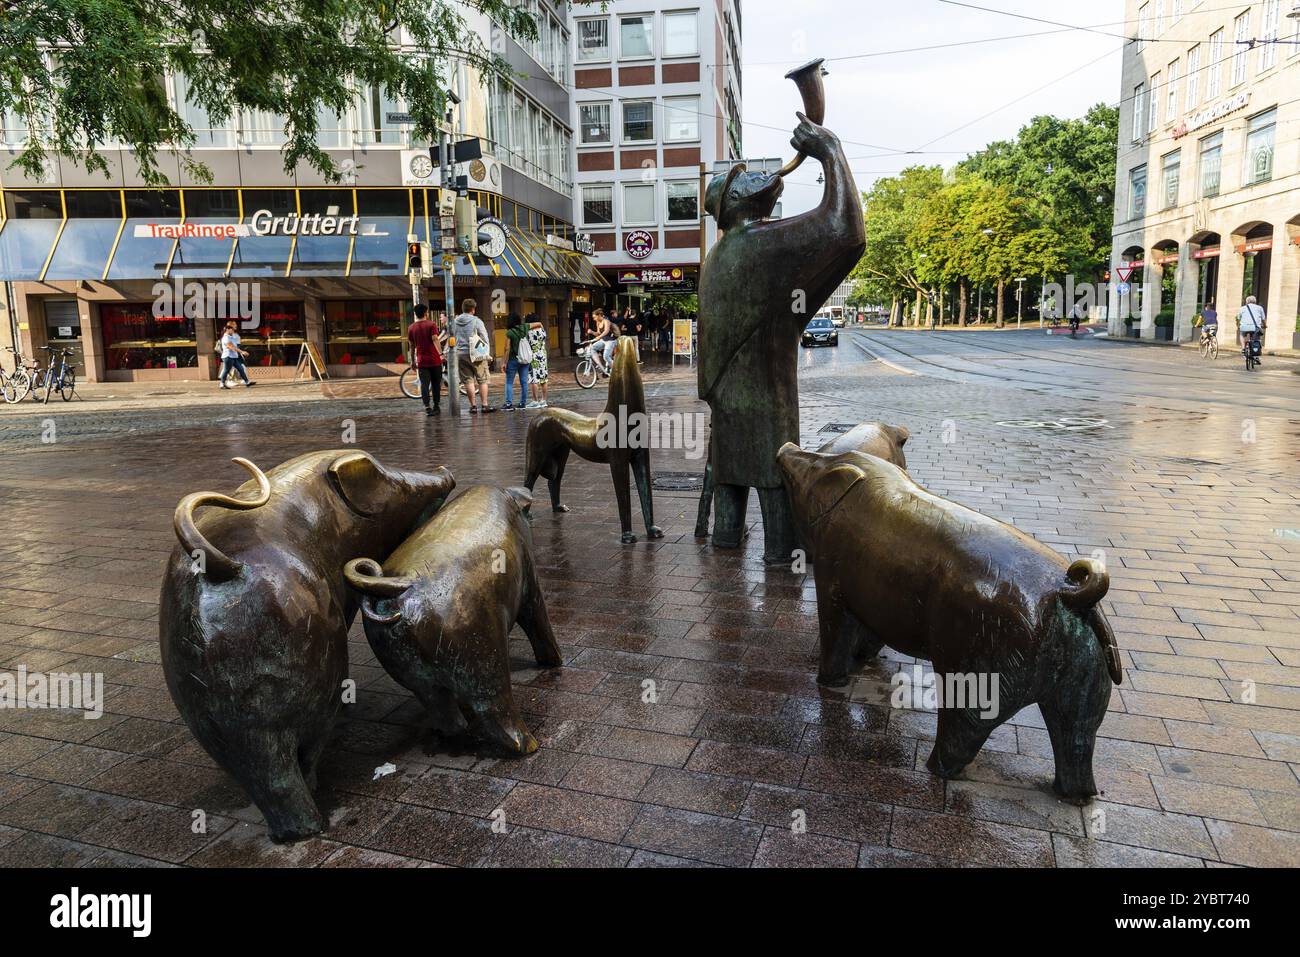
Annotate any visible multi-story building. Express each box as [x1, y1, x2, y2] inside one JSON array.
[[0, 2, 605, 383], [569, 0, 743, 311], [1110, 0, 1300, 351]]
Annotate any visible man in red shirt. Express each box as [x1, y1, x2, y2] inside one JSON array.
[[407, 303, 444, 416]]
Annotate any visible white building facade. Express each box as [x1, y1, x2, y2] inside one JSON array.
[[568, 0, 743, 305], [1111, 0, 1300, 351]]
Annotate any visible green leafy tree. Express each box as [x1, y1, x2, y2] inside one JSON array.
[[853, 165, 944, 325], [0, 0, 552, 185]]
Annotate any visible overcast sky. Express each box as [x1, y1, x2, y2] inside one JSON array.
[[740, 0, 1126, 214]]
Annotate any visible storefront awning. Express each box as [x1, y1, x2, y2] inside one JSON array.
[[0, 201, 606, 287]]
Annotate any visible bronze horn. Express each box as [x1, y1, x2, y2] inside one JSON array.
[[778, 58, 828, 178]]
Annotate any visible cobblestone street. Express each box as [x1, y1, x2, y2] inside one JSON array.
[[1, 329, 1298, 867]]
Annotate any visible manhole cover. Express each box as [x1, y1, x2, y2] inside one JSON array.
[[653, 471, 705, 492], [818, 423, 856, 434]]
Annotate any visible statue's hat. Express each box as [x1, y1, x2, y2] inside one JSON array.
[[704, 163, 747, 223]]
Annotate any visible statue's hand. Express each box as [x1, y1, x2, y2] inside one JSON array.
[[791, 111, 839, 163]]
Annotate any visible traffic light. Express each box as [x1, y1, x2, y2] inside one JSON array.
[[407, 242, 422, 273]]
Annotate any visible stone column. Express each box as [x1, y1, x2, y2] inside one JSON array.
[[77, 296, 106, 382], [1217, 245, 1245, 345], [1139, 259, 1157, 339], [1264, 225, 1297, 352], [1173, 248, 1200, 343]]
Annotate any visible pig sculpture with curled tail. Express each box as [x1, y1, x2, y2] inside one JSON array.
[[777, 444, 1123, 803], [160, 451, 455, 841], [343, 486, 562, 756]]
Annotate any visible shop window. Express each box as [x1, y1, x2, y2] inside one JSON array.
[[107, 190, 182, 280], [292, 189, 354, 276], [215, 301, 304, 367], [102, 301, 197, 371], [0, 191, 63, 280], [350, 189, 410, 275], [45, 190, 124, 280], [325, 299, 408, 365], [171, 189, 240, 278]]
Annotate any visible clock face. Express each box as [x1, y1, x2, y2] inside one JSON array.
[[478, 221, 507, 258], [409, 154, 434, 180]]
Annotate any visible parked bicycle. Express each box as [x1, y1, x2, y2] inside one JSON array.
[[573, 338, 612, 390], [1, 346, 36, 403], [30, 346, 77, 403], [1198, 324, 1220, 360]]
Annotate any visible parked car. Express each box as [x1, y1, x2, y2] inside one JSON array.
[[801, 317, 839, 348]]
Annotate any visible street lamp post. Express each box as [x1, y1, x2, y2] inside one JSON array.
[[1015, 277, 1026, 327]]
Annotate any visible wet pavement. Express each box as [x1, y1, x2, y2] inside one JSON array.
[[1, 329, 1298, 867]]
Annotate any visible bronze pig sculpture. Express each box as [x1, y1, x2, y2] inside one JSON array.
[[696, 421, 908, 539], [343, 485, 562, 756], [817, 421, 909, 468], [524, 336, 663, 544], [777, 444, 1122, 803], [160, 451, 455, 842]]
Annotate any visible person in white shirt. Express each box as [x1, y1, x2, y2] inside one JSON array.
[[218, 320, 254, 389], [1237, 296, 1266, 359]]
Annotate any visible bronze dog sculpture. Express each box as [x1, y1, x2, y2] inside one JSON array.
[[524, 336, 663, 544], [777, 444, 1122, 803], [695, 421, 908, 539], [160, 451, 455, 842], [343, 485, 561, 755]]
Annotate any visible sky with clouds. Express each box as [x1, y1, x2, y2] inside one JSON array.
[[739, 0, 1127, 214]]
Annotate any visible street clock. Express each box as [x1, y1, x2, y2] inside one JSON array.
[[477, 217, 508, 259]]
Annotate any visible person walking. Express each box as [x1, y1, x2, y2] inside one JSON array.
[[218, 320, 255, 389], [502, 312, 535, 410], [1238, 295, 1266, 362], [452, 298, 495, 413], [526, 313, 551, 408], [407, 303, 443, 416]]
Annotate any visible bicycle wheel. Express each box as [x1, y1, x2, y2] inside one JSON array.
[[59, 368, 76, 401], [0, 373, 13, 404], [399, 366, 420, 399], [1209, 338, 1219, 360], [575, 359, 597, 389]]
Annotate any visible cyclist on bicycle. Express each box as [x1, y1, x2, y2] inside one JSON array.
[[1069, 300, 1085, 336], [1238, 296, 1265, 364], [1200, 301, 1218, 340], [590, 308, 619, 377]]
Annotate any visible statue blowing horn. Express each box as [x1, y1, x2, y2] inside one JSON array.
[[778, 58, 828, 178]]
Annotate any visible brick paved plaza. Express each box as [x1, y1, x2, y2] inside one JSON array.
[[1, 329, 1298, 868]]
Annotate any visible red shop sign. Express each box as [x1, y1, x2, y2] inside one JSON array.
[[1235, 238, 1273, 254], [1192, 246, 1221, 259]]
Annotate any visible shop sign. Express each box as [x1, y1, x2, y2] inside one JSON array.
[[1192, 245, 1221, 259], [1173, 91, 1251, 140], [1154, 253, 1179, 265], [133, 207, 360, 240], [575, 233, 596, 256], [618, 267, 686, 285], [546, 234, 575, 251], [1235, 238, 1273, 254], [624, 229, 655, 260]]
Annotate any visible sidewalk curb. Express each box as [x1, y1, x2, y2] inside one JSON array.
[[850, 334, 917, 376]]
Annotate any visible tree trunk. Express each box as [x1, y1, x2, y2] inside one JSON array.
[[912, 290, 921, 326], [889, 296, 898, 326], [996, 280, 1005, 328], [958, 281, 968, 326]]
